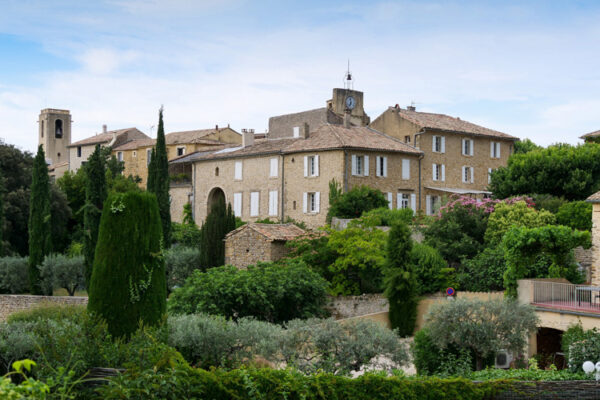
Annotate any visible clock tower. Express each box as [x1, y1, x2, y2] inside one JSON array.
[[327, 67, 370, 126]]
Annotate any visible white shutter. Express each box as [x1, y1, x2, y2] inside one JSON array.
[[432, 164, 437, 181], [233, 193, 242, 217], [303, 192, 308, 213], [496, 142, 501, 158], [470, 140, 474, 156], [441, 136, 446, 153], [441, 164, 445, 182], [387, 192, 393, 209], [411, 194, 417, 212], [490, 142, 494, 158], [315, 192, 320, 213], [293, 126, 300, 138], [462, 166, 466, 183], [314, 155, 319, 177], [397, 193, 402, 210], [432, 136, 436, 152], [488, 168, 492, 184], [269, 190, 278, 216], [383, 157, 388, 177], [250, 192, 259, 216], [402, 159, 410, 180], [375, 156, 381, 177], [303, 156, 308, 177], [470, 167, 474, 183], [270, 158, 278, 177], [351, 155, 357, 176], [364, 155, 369, 176], [426, 195, 432, 215], [461, 139, 466, 155], [234, 161, 242, 180]]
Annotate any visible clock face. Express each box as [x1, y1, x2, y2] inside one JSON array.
[[345, 96, 356, 110]]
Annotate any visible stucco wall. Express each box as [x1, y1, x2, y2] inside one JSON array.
[[0, 295, 88, 321], [170, 183, 193, 224], [69, 143, 98, 172]]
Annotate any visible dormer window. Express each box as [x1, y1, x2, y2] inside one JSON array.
[[55, 119, 63, 138]]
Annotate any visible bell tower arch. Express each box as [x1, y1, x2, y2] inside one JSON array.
[[39, 108, 71, 165]]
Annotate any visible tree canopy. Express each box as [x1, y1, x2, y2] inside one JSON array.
[[327, 185, 388, 219]]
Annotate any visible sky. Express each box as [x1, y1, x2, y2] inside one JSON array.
[[1, 0, 599, 153]]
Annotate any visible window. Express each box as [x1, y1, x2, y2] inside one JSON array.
[[117, 151, 123, 162], [375, 156, 387, 177], [269, 190, 278, 216], [402, 159, 410, 180], [426, 195, 441, 216], [77, 146, 82, 158], [462, 166, 474, 183], [176, 146, 185, 156], [133, 151, 137, 157], [233, 193, 242, 216], [41, 120, 44, 138], [147, 149, 152, 166], [488, 168, 493, 184], [250, 191, 259, 216], [304, 155, 319, 177], [303, 192, 320, 213], [387, 192, 393, 209], [269, 158, 278, 177], [432, 135, 445, 153], [55, 119, 63, 139], [404, 135, 411, 143], [234, 161, 243, 180], [397, 193, 410, 209], [293, 126, 300, 138], [490, 142, 501, 158], [432, 163, 445, 182], [462, 139, 474, 156], [351, 155, 369, 176], [215, 167, 219, 176]]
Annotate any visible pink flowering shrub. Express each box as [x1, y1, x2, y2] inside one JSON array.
[[436, 195, 534, 217]]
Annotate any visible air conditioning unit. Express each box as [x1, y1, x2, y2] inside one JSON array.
[[495, 350, 513, 369]]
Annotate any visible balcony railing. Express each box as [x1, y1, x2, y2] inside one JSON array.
[[531, 280, 600, 314]]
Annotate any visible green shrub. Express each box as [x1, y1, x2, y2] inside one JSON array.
[[458, 246, 506, 292], [556, 201, 593, 231], [165, 245, 203, 290], [88, 191, 167, 338], [328, 185, 388, 219], [0, 256, 28, 294], [411, 243, 453, 295], [565, 327, 600, 372], [358, 207, 413, 227], [531, 193, 567, 214], [468, 367, 586, 381], [39, 254, 85, 296], [286, 232, 337, 284], [168, 259, 329, 323], [171, 222, 202, 247], [7, 304, 87, 324], [485, 201, 555, 246]]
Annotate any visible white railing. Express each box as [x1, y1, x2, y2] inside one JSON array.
[[532, 281, 600, 310]]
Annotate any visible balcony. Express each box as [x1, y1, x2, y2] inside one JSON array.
[[520, 279, 600, 315]]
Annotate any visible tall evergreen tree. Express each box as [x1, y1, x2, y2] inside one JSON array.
[[147, 107, 171, 245], [383, 221, 418, 336], [0, 168, 4, 257], [199, 200, 236, 268], [83, 145, 107, 288], [28, 145, 52, 295]]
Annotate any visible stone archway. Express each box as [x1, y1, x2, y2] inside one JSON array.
[[207, 187, 225, 214]]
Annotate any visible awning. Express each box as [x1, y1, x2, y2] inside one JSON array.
[[424, 186, 492, 195]]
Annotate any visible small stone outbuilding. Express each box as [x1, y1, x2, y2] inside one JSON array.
[[224, 223, 306, 268]]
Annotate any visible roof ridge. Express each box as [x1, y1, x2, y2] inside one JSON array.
[[365, 126, 422, 152]]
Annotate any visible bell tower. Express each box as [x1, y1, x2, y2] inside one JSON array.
[[38, 108, 71, 165], [327, 63, 370, 126]]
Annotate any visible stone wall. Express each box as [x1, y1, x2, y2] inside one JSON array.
[[224, 227, 272, 268], [169, 183, 193, 224], [574, 246, 594, 283], [591, 202, 600, 286], [326, 294, 389, 319], [0, 295, 88, 321]]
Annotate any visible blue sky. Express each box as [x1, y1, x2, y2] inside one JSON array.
[[1, 0, 599, 152]]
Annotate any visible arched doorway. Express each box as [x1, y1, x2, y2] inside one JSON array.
[[537, 327, 565, 369], [207, 187, 225, 214]]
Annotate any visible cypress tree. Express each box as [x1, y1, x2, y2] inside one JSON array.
[[88, 191, 167, 338], [0, 168, 4, 257], [147, 107, 171, 245], [28, 145, 52, 295], [83, 144, 107, 288], [199, 200, 236, 268], [383, 221, 418, 336]]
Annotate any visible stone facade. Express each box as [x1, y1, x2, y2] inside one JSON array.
[[589, 200, 600, 286], [39, 109, 71, 167], [170, 183, 193, 223], [326, 294, 389, 319], [0, 295, 88, 321]]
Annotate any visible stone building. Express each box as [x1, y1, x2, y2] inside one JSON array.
[[38, 109, 72, 179], [580, 130, 600, 143], [172, 119, 423, 229], [370, 105, 518, 214], [586, 190, 600, 286], [224, 223, 306, 268]]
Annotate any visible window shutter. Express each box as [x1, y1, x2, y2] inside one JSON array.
[[441, 164, 445, 182], [303, 156, 308, 177], [462, 139, 466, 155], [233, 193, 242, 216], [462, 166, 466, 183], [314, 155, 319, 176], [293, 126, 300, 138], [470, 167, 474, 183], [432, 164, 436, 181], [411, 194, 417, 212], [387, 192, 393, 209], [315, 192, 320, 213], [426, 195, 432, 215], [363, 156, 369, 176], [402, 159, 410, 180], [470, 140, 474, 156], [432, 136, 436, 152], [488, 168, 492, 184], [303, 192, 308, 213], [441, 136, 446, 153], [269, 190, 278, 216], [250, 192, 259, 216], [270, 158, 278, 177], [375, 156, 381, 177], [383, 157, 388, 177], [496, 142, 501, 158], [235, 161, 242, 180], [352, 155, 357, 176], [490, 142, 494, 158]]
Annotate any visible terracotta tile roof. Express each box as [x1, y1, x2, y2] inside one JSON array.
[[390, 107, 517, 140], [184, 138, 298, 162], [225, 223, 306, 241], [580, 130, 600, 139], [69, 128, 143, 147], [113, 138, 156, 151], [586, 191, 600, 203], [283, 124, 422, 155], [166, 128, 240, 145]]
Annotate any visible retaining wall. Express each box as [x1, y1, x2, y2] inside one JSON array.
[[0, 295, 88, 321]]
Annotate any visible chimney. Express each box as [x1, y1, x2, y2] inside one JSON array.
[[102, 124, 107, 133], [301, 123, 310, 139], [407, 105, 416, 112], [215, 124, 219, 131], [343, 112, 351, 129], [242, 129, 254, 147]]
